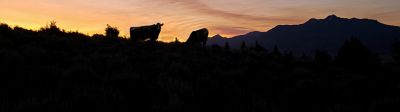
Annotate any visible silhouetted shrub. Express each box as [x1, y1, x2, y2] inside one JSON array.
[[92, 34, 105, 38], [39, 21, 63, 34], [13, 26, 30, 32], [0, 23, 12, 44], [105, 24, 119, 38], [0, 23, 12, 32]]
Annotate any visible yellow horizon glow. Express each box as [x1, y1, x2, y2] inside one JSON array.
[[1, 0, 400, 42]]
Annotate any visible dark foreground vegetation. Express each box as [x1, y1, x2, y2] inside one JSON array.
[[1, 23, 400, 112]]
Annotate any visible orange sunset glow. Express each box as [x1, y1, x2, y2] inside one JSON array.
[[1, 0, 400, 42]]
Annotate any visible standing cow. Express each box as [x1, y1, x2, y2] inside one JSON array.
[[130, 23, 163, 42], [186, 28, 209, 46]]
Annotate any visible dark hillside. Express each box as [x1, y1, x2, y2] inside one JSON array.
[[1, 23, 400, 112]]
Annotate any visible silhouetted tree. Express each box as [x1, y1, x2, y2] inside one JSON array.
[[283, 51, 294, 61], [241, 41, 247, 49], [174, 37, 181, 43], [253, 41, 265, 51], [172, 37, 182, 48], [336, 38, 380, 69], [272, 45, 281, 56], [224, 42, 230, 51], [39, 21, 62, 34], [300, 53, 312, 63], [314, 50, 332, 65], [105, 24, 119, 38], [392, 41, 400, 64], [301, 53, 308, 60]]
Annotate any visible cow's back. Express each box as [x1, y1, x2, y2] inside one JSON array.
[[130, 25, 162, 41], [130, 27, 147, 40], [199, 28, 209, 41], [186, 28, 209, 46]]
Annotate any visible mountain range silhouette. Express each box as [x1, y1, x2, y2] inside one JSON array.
[[208, 15, 400, 55]]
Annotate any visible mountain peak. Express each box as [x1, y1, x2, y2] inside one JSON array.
[[211, 34, 225, 39], [325, 14, 343, 21], [304, 15, 345, 25], [304, 18, 319, 24], [325, 14, 345, 21]]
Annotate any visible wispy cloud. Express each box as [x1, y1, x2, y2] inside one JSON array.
[[153, 0, 297, 39], [159, 0, 293, 22]]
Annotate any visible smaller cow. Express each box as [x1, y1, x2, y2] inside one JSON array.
[[130, 23, 163, 42], [186, 28, 209, 46]]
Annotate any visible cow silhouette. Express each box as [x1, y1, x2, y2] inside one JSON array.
[[130, 23, 163, 42], [186, 28, 209, 46]]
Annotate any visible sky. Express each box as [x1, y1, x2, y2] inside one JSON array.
[[1, 0, 400, 42]]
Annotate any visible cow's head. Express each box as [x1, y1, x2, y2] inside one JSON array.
[[156, 23, 164, 30]]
